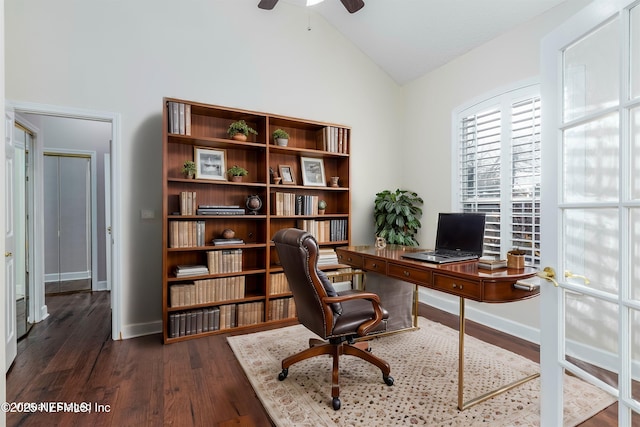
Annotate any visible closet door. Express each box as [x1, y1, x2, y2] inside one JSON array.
[[44, 154, 91, 293]]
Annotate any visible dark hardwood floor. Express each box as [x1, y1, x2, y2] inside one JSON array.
[[6, 292, 620, 426]]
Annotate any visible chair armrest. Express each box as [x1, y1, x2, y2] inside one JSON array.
[[323, 292, 384, 336]]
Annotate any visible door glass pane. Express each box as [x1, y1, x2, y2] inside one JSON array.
[[565, 294, 618, 360], [632, 308, 640, 405], [631, 208, 640, 299], [563, 113, 619, 203], [631, 5, 640, 99], [564, 208, 619, 294], [632, 107, 640, 200], [564, 17, 620, 122]]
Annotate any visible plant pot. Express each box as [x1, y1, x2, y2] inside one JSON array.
[[233, 134, 248, 142], [275, 138, 288, 146], [230, 175, 243, 182], [185, 171, 195, 179], [318, 209, 325, 215]]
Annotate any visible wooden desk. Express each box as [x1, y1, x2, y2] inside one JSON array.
[[336, 245, 539, 410]]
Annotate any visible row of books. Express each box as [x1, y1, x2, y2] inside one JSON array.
[[174, 264, 208, 278], [268, 297, 297, 321], [297, 219, 348, 242], [207, 249, 242, 274], [273, 193, 321, 216], [179, 191, 197, 215], [269, 272, 291, 295], [236, 301, 265, 327], [167, 101, 192, 136], [168, 307, 218, 338], [170, 276, 246, 307], [168, 301, 265, 337], [316, 126, 348, 154], [169, 220, 205, 248]]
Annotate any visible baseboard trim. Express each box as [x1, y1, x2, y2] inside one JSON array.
[[121, 320, 162, 340]]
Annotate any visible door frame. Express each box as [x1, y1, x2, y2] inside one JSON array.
[[9, 101, 122, 341]]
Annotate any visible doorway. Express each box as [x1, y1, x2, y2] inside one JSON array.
[[6, 102, 122, 372]]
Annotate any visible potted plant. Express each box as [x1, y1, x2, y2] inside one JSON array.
[[318, 199, 327, 215], [227, 120, 258, 142], [374, 189, 423, 246], [272, 129, 290, 146], [227, 165, 248, 182], [181, 160, 196, 179]]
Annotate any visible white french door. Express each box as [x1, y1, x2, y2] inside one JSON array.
[[540, 0, 640, 425], [4, 109, 16, 372]]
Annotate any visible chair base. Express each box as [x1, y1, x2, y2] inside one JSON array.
[[277, 336, 394, 410]]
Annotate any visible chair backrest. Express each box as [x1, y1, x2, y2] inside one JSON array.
[[272, 228, 340, 338]]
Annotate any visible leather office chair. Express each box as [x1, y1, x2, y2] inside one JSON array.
[[272, 228, 394, 410]]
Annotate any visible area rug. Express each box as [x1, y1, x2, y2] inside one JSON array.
[[227, 317, 615, 426]]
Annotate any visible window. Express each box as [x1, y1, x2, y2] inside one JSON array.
[[455, 85, 541, 265]]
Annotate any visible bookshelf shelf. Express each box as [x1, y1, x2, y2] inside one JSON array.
[[162, 97, 353, 343]]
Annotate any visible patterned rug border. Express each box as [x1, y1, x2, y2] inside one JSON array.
[[228, 317, 615, 426]]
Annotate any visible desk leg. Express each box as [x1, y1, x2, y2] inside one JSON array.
[[457, 297, 540, 411]]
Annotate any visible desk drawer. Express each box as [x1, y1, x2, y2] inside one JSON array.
[[336, 250, 363, 268], [388, 263, 431, 286], [433, 274, 480, 299], [363, 256, 387, 274]]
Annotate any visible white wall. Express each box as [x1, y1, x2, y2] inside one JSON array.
[[5, 0, 403, 337], [401, 0, 592, 338]]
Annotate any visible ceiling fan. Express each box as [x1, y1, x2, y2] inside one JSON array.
[[258, 0, 365, 14]]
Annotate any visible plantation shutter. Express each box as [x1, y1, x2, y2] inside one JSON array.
[[457, 87, 541, 264]]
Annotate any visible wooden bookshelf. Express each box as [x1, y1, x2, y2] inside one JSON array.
[[162, 97, 352, 343]]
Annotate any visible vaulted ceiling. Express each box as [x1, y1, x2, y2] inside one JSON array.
[[276, 0, 569, 85]]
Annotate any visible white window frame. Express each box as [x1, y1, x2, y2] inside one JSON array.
[[452, 81, 541, 264]]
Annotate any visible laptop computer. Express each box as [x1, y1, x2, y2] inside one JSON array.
[[401, 213, 486, 264]]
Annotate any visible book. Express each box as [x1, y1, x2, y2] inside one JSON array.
[[196, 208, 245, 216], [212, 238, 245, 246]]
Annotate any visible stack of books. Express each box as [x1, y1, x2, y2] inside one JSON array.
[[196, 205, 245, 216], [477, 257, 507, 270], [212, 238, 245, 246], [174, 264, 209, 278], [317, 248, 339, 266]]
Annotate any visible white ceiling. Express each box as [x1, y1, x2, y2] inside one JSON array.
[[278, 0, 568, 85]]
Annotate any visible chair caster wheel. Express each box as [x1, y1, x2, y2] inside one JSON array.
[[278, 369, 288, 381], [384, 375, 394, 386], [332, 397, 341, 410]]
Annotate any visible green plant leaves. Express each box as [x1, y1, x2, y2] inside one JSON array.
[[374, 189, 423, 246]]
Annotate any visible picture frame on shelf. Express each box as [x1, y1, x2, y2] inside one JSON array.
[[194, 147, 227, 180], [278, 164, 296, 185], [300, 157, 326, 187]]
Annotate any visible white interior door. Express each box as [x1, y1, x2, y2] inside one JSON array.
[[5, 109, 16, 372], [540, 0, 640, 425]]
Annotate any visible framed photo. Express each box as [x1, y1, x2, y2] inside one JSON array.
[[278, 164, 296, 185], [194, 147, 227, 180], [300, 157, 326, 187]]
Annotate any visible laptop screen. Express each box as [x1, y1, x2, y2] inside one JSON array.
[[435, 213, 486, 256]]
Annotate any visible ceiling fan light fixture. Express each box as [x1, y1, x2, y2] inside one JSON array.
[[306, 0, 325, 6]]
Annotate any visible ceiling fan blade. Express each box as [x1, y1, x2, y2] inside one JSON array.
[[258, 0, 279, 10], [340, 0, 364, 13]]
